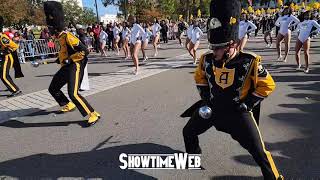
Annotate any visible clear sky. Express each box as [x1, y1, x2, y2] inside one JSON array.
[[82, 0, 119, 16]]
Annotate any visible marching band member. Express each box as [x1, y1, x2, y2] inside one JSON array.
[[262, 13, 275, 48], [122, 22, 131, 60], [177, 19, 187, 47], [275, 7, 300, 62], [130, 17, 145, 75], [295, 10, 320, 73], [181, 1, 283, 179], [152, 19, 161, 57], [238, 12, 257, 51], [44, 1, 100, 127], [0, 16, 24, 98]]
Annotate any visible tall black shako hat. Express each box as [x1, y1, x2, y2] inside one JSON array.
[[44, 1, 65, 32], [0, 16, 4, 32], [207, 0, 240, 49]]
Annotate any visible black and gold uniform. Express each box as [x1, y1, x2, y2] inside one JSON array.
[[44, 1, 100, 126], [0, 17, 23, 97], [181, 1, 283, 179]]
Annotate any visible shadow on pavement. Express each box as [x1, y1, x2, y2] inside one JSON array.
[[0, 143, 182, 179], [0, 109, 90, 128], [232, 67, 320, 178], [0, 120, 85, 128]]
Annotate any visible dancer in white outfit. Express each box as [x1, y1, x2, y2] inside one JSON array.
[[142, 24, 152, 62], [130, 18, 145, 75], [275, 7, 300, 62], [238, 13, 257, 51], [152, 19, 161, 57], [113, 23, 121, 55], [188, 21, 203, 64], [185, 21, 194, 49], [99, 28, 108, 57], [122, 22, 131, 60], [295, 11, 320, 73]]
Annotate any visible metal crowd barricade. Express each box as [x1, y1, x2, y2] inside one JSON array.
[[16, 36, 94, 63], [16, 39, 60, 62]]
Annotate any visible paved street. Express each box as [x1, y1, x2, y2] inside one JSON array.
[[0, 35, 319, 179]]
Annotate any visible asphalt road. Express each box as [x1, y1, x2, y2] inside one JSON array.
[[0, 35, 319, 179]]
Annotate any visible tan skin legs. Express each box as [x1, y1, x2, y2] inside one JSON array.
[[238, 35, 248, 51], [303, 39, 311, 71], [276, 33, 285, 60], [283, 30, 291, 62], [295, 38, 310, 72], [295, 39, 303, 67], [141, 40, 148, 59], [188, 41, 200, 63], [123, 38, 130, 59], [152, 34, 160, 56], [130, 42, 141, 74], [113, 36, 120, 55]]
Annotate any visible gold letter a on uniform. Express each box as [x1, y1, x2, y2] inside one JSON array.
[[214, 67, 235, 89]]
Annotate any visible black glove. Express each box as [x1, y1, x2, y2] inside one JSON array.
[[239, 94, 264, 112], [196, 85, 211, 106]]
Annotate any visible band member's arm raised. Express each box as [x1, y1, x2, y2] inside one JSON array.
[[66, 32, 89, 62]]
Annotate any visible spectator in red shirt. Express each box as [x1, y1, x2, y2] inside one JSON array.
[[93, 24, 101, 53], [4, 27, 14, 39]]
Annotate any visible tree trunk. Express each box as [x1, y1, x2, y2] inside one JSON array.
[[186, 0, 190, 22]]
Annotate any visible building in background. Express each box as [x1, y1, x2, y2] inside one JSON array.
[[100, 14, 118, 24]]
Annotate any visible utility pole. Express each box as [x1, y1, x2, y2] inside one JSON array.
[[94, 0, 99, 23], [124, 0, 128, 20]]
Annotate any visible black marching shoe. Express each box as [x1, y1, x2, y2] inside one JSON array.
[[7, 91, 22, 98]]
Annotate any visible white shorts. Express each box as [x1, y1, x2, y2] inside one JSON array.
[[153, 33, 160, 38], [130, 39, 142, 45], [298, 36, 310, 43], [279, 29, 291, 36], [191, 40, 200, 45], [123, 37, 130, 42], [114, 35, 120, 41], [100, 40, 107, 46], [239, 34, 248, 40], [143, 39, 149, 44]]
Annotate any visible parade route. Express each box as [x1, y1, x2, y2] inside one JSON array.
[[0, 48, 207, 123], [0, 36, 319, 179]]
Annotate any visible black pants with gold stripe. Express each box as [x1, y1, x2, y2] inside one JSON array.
[[183, 108, 281, 180], [0, 55, 19, 93], [48, 59, 94, 117]]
